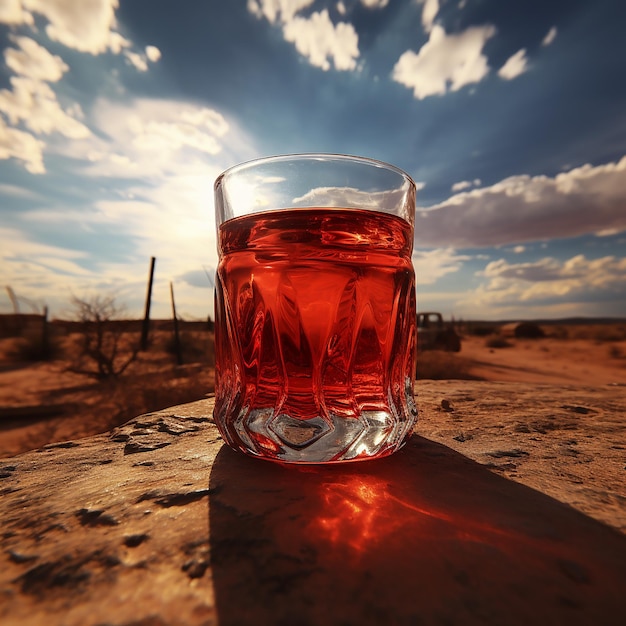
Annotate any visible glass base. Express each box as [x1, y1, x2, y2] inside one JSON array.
[[217, 400, 417, 464]]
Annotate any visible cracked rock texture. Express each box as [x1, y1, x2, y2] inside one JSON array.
[[1, 382, 625, 625]]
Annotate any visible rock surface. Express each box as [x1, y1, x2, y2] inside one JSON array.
[[1, 381, 625, 625]]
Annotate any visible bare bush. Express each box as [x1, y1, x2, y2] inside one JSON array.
[[514, 322, 546, 339], [486, 336, 514, 349], [67, 295, 138, 380]]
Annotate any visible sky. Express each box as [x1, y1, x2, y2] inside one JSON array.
[[1, 0, 625, 322]]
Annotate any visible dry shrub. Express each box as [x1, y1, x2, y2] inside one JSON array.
[[591, 326, 626, 343], [514, 322, 545, 339], [37, 364, 215, 445], [417, 352, 476, 380], [64, 295, 141, 379], [486, 336, 513, 349], [64, 330, 139, 379], [567, 324, 626, 342], [104, 366, 214, 429], [2, 328, 63, 362], [0, 316, 219, 455]]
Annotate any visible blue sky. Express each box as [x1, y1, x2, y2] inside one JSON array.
[[1, 0, 625, 321]]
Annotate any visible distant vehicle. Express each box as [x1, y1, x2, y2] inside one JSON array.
[[417, 312, 461, 352]]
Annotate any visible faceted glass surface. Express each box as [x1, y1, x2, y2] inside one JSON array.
[[214, 206, 417, 463]]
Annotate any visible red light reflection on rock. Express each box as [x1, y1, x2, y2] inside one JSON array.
[[312, 474, 457, 553], [309, 470, 559, 563]]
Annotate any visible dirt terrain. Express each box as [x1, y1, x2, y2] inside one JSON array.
[[1, 323, 625, 458], [458, 333, 626, 386], [0, 329, 215, 458]]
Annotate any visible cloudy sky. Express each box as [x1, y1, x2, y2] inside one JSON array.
[[1, 0, 625, 321]]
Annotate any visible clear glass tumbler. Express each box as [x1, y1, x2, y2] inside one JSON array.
[[213, 154, 417, 463]]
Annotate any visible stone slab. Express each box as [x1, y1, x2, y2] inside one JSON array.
[[1, 382, 625, 625]]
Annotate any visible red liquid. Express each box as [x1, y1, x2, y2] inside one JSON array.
[[214, 208, 417, 462]]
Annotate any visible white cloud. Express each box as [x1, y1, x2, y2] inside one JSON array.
[[451, 178, 483, 193], [124, 45, 162, 72], [451, 180, 473, 192], [498, 48, 529, 80], [247, 0, 315, 24], [15, 90, 416, 316], [7, 93, 235, 181], [283, 10, 359, 71], [0, 225, 90, 274], [106, 98, 229, 159], [418, 0, 439, 33], [0, 223, 146, 316], [67, 171, 221, 316], [146, 45, 161, 63], [0, 0, 33, 25], [124, 50, 148, 72], [413, 248, 469, 285], [4, 36, 68, 82], [0, 1, 155, 59], [53, 97, 254, 185], [0, 77, 90, 138], [1, 164, 222, 317], [179, 108, 230, 136], [248, 1, 359, 71], [0, 116, 45, 173], [0, 1, 163, 173], [292, 184, 423, 223], [464, 254, 626, 309], [132, 118, 225, 155], [7, 95, 261, 317], [513, 245, 525, 254], [415, 156, 626, 248], [0, 183, 41, 199], [0, 0, 131, 55], [0, 37, 89, 145], [361, 0, 389, 8], [482, 257, 569, 282], [392, 24, 495, 99], [542, 26, 557, 47]]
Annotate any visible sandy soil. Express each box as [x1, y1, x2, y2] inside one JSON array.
[[1, 326, 625, 458], [459, 334, 626, 386], [0, 330, 215, 458]]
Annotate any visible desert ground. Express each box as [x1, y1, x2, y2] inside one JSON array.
[[424, 327, 626, 387], [1, 322, 625, 458], [0, 327, 215, 458]]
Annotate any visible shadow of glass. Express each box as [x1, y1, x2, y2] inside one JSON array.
[[208, 436, 626, 625]]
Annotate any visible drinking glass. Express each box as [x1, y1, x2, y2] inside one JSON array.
[[213, 154, 417, 463]]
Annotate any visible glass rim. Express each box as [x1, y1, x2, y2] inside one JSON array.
[[214, 152, 416, 189]]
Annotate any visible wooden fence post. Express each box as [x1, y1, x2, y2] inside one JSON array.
[[170, 281, 183, 366], [140, 257, 156, 351]]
